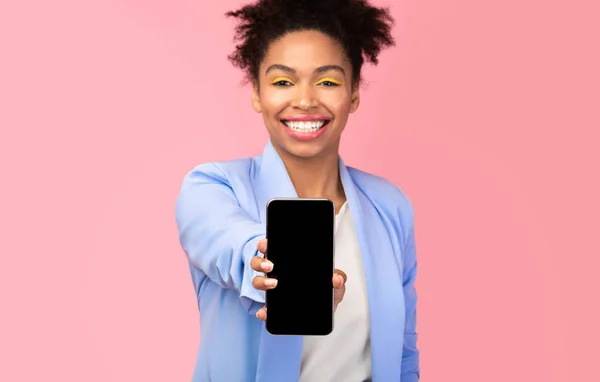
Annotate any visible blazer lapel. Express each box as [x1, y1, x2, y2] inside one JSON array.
[[254, 141, 303, 382], [339, 160, 405, 381]]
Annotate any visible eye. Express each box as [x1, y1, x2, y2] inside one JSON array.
[[270, 77, 295, 87], [320, 81, 339, 87], [272, 80, 293, 86], [316, 79, 342, 87]]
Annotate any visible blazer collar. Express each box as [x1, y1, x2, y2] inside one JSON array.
[[254, 140, 298, 224]]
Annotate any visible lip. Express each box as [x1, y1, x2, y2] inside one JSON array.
[[280, 114, 331, 122], [280, 119, 329, 141]]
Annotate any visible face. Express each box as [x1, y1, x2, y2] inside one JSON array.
[[252, 30, 360, 160]]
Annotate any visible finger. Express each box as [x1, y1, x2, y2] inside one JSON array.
[[333, 274, 345, 288], [256, 306, 267, 321], [250, 255, 273, 273], [333, 269, 347, 288], [252, 275, 278, 291], [334, 269, 347, 283], [333, 269, 347, 311], [257, 239, 268, 255]]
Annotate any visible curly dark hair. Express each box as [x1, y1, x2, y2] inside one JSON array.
[[225, 0, 395, 85]]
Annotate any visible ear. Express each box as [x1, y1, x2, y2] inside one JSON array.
[[252, 81, 262, 113], [349, 84, 360, 114]]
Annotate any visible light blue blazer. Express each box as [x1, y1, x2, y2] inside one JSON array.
[[175, 141, 419, 382]]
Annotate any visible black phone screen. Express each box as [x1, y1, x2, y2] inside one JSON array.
[[265, 198, 335, 336]]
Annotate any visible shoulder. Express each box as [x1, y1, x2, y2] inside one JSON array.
[[347, 166, 415, 233], [348, 167, 413, 214], [180, 157, 256, 189]]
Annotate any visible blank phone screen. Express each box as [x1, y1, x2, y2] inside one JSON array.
[[265, 198, 335, 336]]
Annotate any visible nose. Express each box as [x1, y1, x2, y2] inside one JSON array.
[[291, 83, 318, 110]]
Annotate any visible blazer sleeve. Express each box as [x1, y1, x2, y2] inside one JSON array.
[[175, 163, 266, 315], [401, 203, 420, 381]]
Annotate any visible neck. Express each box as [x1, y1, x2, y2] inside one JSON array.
[[274, 144, 346, 210]]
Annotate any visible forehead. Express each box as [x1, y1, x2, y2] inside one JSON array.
[[261, 30, 349, 73]]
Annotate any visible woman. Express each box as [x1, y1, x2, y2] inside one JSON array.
[[175, 0, 419, 381]]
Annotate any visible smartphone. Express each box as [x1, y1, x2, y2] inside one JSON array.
[[265, 198, 335, 336]]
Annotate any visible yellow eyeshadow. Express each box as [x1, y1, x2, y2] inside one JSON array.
[[315, 77, 343, 85], [270, 77, 294, 84]]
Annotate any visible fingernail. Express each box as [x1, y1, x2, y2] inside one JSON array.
[[264, 279, 278, 287], [260, 261, 273, 271]]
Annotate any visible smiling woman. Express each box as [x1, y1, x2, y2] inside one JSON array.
[[175, 1, 420, 381]]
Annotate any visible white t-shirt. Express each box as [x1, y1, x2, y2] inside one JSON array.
[[299, 203, 372, 382]]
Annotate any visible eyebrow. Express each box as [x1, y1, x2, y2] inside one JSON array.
[[265, 64, 345, 75]]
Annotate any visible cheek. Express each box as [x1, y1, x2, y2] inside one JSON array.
[[320, 90, 352, 116], [259, 88, 289, 117]]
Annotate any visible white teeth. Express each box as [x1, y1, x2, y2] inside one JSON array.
[[283, 120, 327, 132]]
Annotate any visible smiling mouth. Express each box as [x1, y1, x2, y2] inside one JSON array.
[[281, 119, 330, 133]]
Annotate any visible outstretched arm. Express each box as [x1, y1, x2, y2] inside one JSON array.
[[175, 163, 265, 315]]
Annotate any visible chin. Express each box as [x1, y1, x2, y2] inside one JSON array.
[[289, 147, 325, 159], [277, 139, 333, 160]]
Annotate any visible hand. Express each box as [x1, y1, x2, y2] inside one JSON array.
[[251, 239, 347, 321]]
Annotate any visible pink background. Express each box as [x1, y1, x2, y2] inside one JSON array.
[[1, 0, 599, 381]]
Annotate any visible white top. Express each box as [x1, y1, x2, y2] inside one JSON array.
[[299, 203, 372, 382]]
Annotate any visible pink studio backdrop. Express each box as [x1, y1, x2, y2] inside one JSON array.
[[1, 0, 598, 381]]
